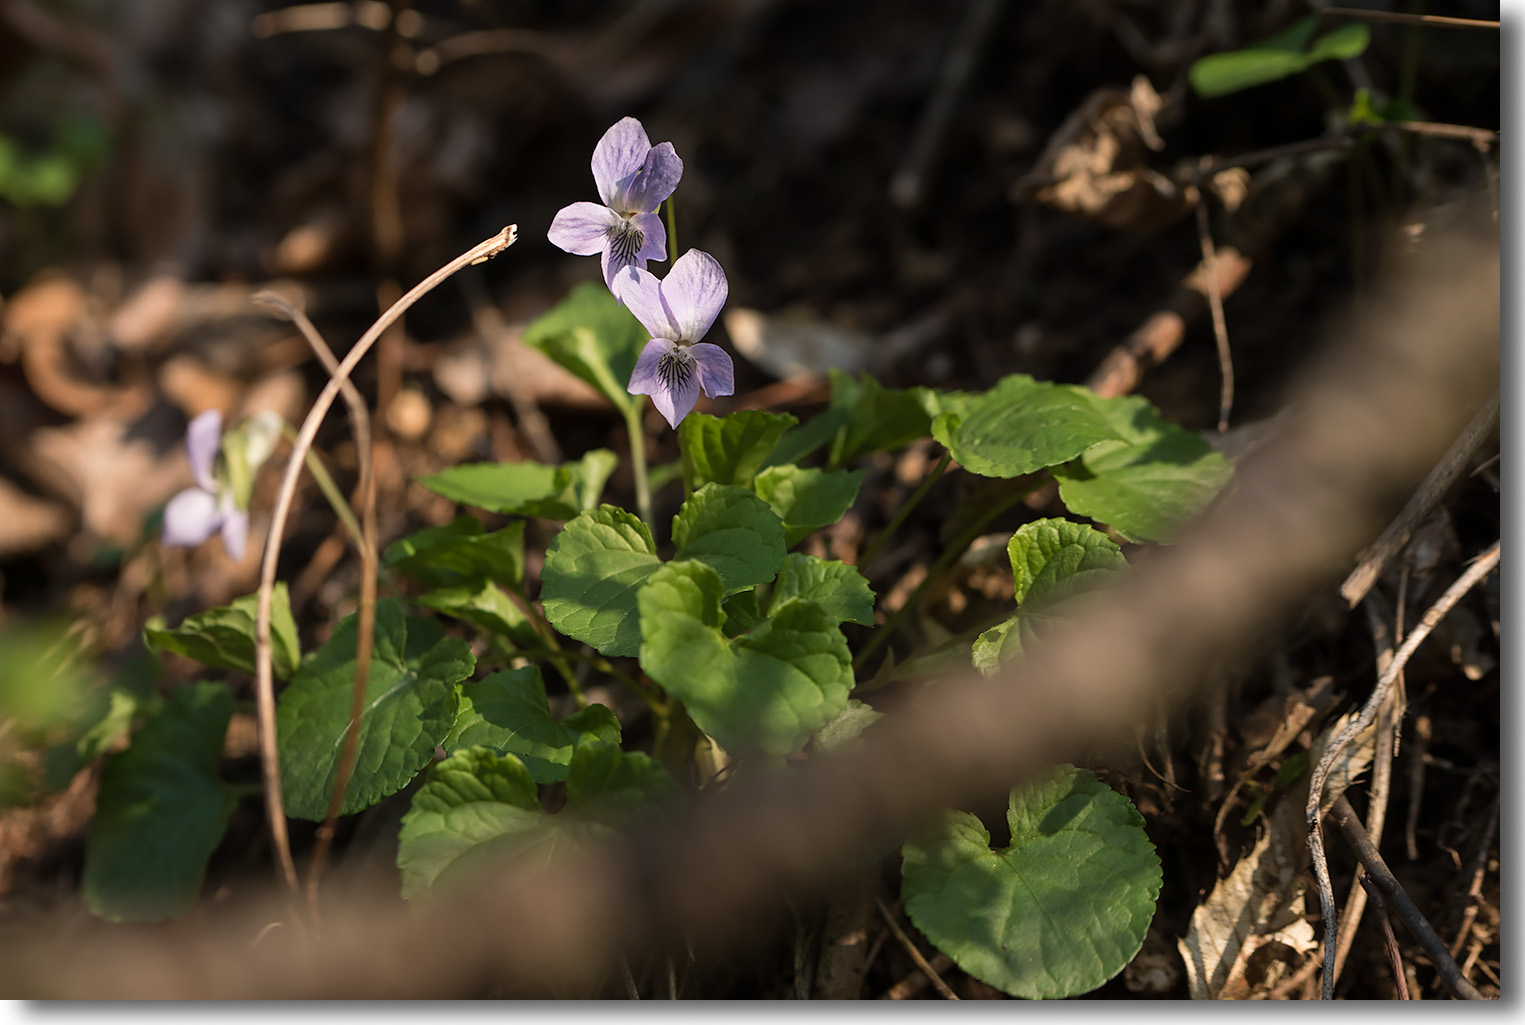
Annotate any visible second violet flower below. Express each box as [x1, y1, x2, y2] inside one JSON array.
[[547, 116, 683, 294], [620, 249, 735, 429]]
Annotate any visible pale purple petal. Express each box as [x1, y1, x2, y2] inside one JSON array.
[[162, 486, 222, 548], [618, 267, 679, 340], [185, 409, 222, 492], [627, 338, 676, 396], [591, 117, 652, 208], [548, 202, 619, 256], [689, 343, 735, 399], [661, 250, 728, 344], [630, 211, 667, 265], [618, 142, 682, 213], [220, 504, 250, 563]]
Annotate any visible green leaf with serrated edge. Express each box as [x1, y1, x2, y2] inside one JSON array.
[[1053, 394, 1232, 542], [385, 516, 525, 589], [754, 465, 864, 547], [1008, 518, 1127, 606], [396, 748, 561, 898], [277, 600, 472, 819], [1189, 16, 1369, 99], [144, 582, 300, 680], [679, 410, 798, 491], [973, 520, 1126, 677], [413, 581, 540, 649], [721, 590, 765, 637], [931, 375, 1123, 479], [828, 371, 935, 470], [812, 698, 883, 752], [770, 553, 875, 626], [671, 484, 787, 594], [565, 740, 679, 826], [444, 667, 621, 784], [540, 506, 661, 657], [901, 765, 1161, 999], [414, 449, 616, 521], [523, 281, 647, 413], [638, 561, 854, 758], [82, 682, 237, 922]]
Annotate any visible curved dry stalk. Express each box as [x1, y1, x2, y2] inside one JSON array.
[[1195, 199, 1234, 433], [250, 226, 518, 901], [1308, 540, 1500, 999], [251, 292, 381, 918]]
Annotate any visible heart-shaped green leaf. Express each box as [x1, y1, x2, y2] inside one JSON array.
[[828, 371, 935, 470], [901, 765, 1161, 999], [523, 281, 647, 413], [540, 506, 661, 657], [445, 666, 621, 783], [770, 553, 874, 626], [144, 582, 301, 680], [396, 748, 559, 898], [397, 742, 678, 898], [638, 561, 853, 758], [412, 581, 539, 649], [1052, 395, 1233, 542], [932, 375, 1123, 479], [672, 484, 787, 594], [754, 465, 864, 547], [679, 410, 798, 491], [385, 516, 525, 589], [973, 519, 1128, 677], [82, 682, 237, 922], [277, 599, 473, 819], [417, 449, 618, 520]]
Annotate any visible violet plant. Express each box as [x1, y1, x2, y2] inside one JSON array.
[[76, 114, 1244, 999]]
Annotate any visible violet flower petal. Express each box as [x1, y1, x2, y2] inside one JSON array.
[[628, 338, 702, 428], [548, 202, 620, 256], [630, 211, 668, 264], [220, 504, 250, 563], [591, 117, 653, 209], [688, 343, 736, 399], [162, 486, 222, 548], [185, 409, 222, 493], [618, 267, 680, 341], [618, 142, 683, 214], [661, 250, 728, 344]]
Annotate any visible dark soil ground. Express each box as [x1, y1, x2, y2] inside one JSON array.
[[0, 0, 1501, 1000]]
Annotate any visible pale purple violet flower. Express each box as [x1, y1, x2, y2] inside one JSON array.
[[162, 410, 249, 561], [547, 117, 682, 294], [620, 249, 735, 429]]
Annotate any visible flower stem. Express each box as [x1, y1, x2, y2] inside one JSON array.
[[665, 196, 678, 263], [856, 448, 951, 570], [278, 424, 367, 555], [853, 478, 1039, 673], [626, 404, 654, 530]]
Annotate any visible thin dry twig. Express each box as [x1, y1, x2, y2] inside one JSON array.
[[1195, 196, 1234, 432], [1357, 874, 1410, 999], [1447, 801, 1498, 962], [1341, 391, 1498, 606], [1317, 7, 1499, 31], [1330, 595, 1404, 985], [1309, 541, 1501, 998], [875, 899, 958, 1000], [253, 294, 381, 921], [250, 227, 518, 902], [1330, 796, 1483, 1000]]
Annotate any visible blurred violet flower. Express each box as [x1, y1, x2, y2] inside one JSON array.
[[161, 410, 280, 562], [620, 249, 735, 429], [547, 117, 682, 294]]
